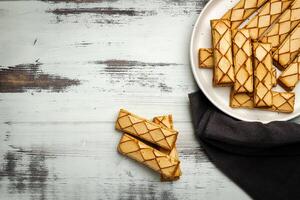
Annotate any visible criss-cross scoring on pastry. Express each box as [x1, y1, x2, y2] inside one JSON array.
[[153, 115, 181, 181], [118, 134, 180, 179], [222, 0, 269, 29], [211, 19, 235, 86], [278, 55, 300, 91], [232, 29, 254, 93], [253, 43, 273, 107], [245, 0, 292, 40], [260, 0, 300, 52], [115, 109, 178, 150], [198, 48, 213, 68], [273, 23, 300, 70]]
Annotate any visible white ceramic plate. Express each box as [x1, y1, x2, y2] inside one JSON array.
[[190, 0, 300, 123]]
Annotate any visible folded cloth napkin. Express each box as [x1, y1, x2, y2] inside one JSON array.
[[189, 90, 300, 200]]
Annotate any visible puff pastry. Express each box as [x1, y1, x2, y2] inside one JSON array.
[[118, 134, 180, 179], [253, 43, 273, 107], [222, 0, 269, 29], [273, 23, 300, 70], [115, 109, 178, 150], [232, 29, 253, 93], [278, 55, 300, 91], [230, 91, 295, 113], [211, 19, 235, 86], [153, 115, 181, 181], [272, 67, 277, 86], [199, 48, 213, 68], [245, 0, 292, 40], [260, 0, 300, 52]]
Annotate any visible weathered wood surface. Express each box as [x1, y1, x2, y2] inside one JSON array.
[[0, 0, 299, 199]]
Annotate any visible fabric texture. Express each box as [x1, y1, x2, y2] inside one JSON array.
[[189, 90, 300, 200]]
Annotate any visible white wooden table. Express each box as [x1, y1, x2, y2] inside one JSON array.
[[1, 1, 299, 199]]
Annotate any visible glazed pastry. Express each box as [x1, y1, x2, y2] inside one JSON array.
[[270, 92, 295, 113], [153, 115, 181, 181], [115, 109, 178, 150], [260, 0, 300, 52], [253, 43, 273, 107], [222, 0, 269, 29], [278, 55, 300, 91], [230, 90, 254, 108], [245, 0, 292, 40], [230, 91, 295, 113], [118, 134, 180, 179], [273, 23, 300, 70], [198, 48, 213, 68], [272, 67, 277, 87], [232, 29, 253, 93], [211, 19, 235, 86]]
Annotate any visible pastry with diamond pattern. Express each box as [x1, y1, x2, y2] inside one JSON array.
[[232, 29, 254, 93], [115, 109, 178, 151], [153, 115, 181, 181], [199, 48, 213, 68], [245, 0, 292, 40], [273, 23, 300, 70], [230, 89, 254, 108], [253, 42, 273, 107], [270, 91, 295, 113], [278, 55, 300, 91], [230, 91, 295, 113], [222, 0, 269, 30], [272, 67, 277, 86], [260, 0, 300, 52], [118, 134, 180, 179], [211, 19, 235, 86]]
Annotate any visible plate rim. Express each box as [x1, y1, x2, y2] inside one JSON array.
[[189, 0, 300, 123]]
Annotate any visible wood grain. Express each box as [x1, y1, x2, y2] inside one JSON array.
[[0, 0, 299, 199]]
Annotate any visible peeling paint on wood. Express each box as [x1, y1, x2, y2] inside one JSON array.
[[48, 7, 156, 16], [0, 64, 80, 93]]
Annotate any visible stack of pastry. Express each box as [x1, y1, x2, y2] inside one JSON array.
[[115, 109, 181, 181], [198, 0, 300, 113]]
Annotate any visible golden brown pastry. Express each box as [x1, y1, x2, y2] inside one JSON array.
[[230, 89, 254, 108], [211, 19, 235, 86], [245, 0, 292, 40], [260, 0, 300, 52], [272, 66, 277, 87], [271, 91, 295, 113], [221, 0, 269, 29], [273, 23, 300, 70], [230, 91, 295, 113], [153, 115, 181, 181], [232, 29, 253, 93], [198, 48, 213, 68], [115, 109, 178, 151], [278, 55, 300, 91], [253, 43, 273, 107], [118, 134, 180, 179]]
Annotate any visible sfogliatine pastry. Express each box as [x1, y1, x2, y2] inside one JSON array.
[[253, 42, 273, 107], [272, 67, 277, 87], [211, 19, 235, 86], [153, 115, 181, 181], [221, 0, 269, 30], [198, 48, 213, 68], [115, 109, 178, 151], [273, 23, 300, 70], [232, 29, 253, 93], [118, 134, 180, 179], [278, 55, 300, 91], [245, 0, 292, 40], [260, 0, 300, 52], [230, 91, 295, 113]]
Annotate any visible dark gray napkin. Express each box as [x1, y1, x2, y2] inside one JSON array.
[[189, 90, 300, 200]]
